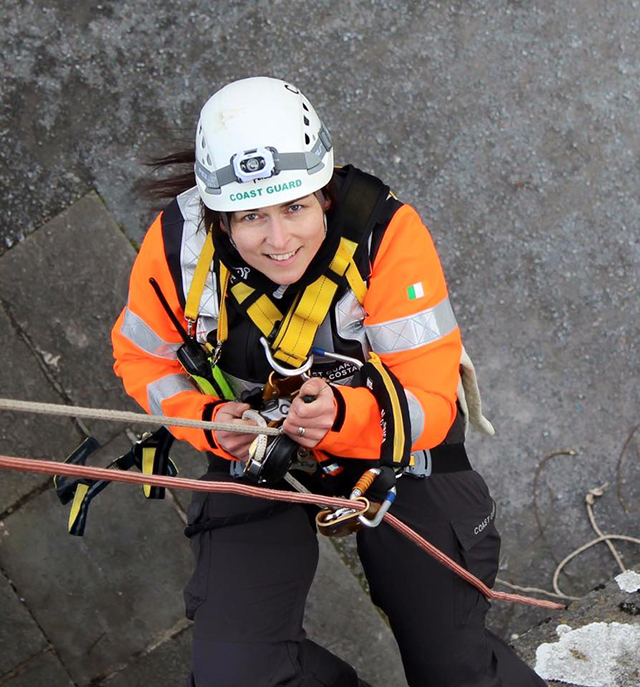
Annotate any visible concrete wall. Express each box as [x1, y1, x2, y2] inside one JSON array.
[[2, 0, 640, 684]]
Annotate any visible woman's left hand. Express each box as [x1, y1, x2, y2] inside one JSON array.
[[282, 377, 336, 448]]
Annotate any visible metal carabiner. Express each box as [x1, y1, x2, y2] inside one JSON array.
[[311, 346, 364, 370], [358, 486, 396, 528], [259, 337, 314, 378]]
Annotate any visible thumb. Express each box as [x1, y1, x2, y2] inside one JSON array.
[[298, 376, 329, 399]]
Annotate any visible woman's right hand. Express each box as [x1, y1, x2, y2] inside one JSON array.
[[213, 402, 259, 461]]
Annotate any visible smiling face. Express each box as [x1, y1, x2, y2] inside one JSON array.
[[227, 193, 329, 285]]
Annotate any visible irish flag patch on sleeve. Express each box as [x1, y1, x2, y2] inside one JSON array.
[[407, 282, 424, 300]]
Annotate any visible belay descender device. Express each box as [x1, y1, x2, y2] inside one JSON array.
[[242, 342, 401, 537], [242, 337, 318, 484]]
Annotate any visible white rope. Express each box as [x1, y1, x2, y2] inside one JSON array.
[[0, 398, 281, 436], [551, 482, 640, 598]]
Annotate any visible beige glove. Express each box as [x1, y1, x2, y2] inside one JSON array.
[[457, 347, 495, 437]]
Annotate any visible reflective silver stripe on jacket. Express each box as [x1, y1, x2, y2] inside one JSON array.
[[405, 389, 425, 443], [334, 289, 370, 359], [177, 187, 219, 320], [147, 373, 196, 415], [364, 296, 457, 353], [121, 307, 181, 359]]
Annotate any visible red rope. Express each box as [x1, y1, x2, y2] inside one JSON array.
[[0, 455, 564, 611]]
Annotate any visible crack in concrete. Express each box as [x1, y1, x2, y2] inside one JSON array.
[[0, 297, 91, 439], [0, 568, 79, 686]]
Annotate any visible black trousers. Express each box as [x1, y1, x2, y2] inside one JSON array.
[[358, 471, 547, 686], [183, 471, 546, 687]]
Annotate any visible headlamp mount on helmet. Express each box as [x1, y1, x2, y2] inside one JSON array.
[[232, 146, 277, 183]]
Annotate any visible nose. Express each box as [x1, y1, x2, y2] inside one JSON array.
[[266, 216, 290, 250]]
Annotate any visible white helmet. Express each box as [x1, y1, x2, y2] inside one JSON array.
[[194, 77, 334, 212]]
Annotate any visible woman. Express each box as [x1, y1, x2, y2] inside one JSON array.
[[112, 77, 545, 686]]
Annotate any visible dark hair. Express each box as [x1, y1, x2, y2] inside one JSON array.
[[137, 148, 219, 231], [137, 148, 339, 235]]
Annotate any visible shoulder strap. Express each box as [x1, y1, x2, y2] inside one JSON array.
[[184, 231, 215, 331]]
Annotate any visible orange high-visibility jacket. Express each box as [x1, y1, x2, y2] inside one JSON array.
[[112, 184, 462, 461]]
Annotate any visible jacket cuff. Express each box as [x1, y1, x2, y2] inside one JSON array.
[[203, 401, 237, 461], [317, 385, 383, 459]]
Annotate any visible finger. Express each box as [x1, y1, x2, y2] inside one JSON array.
[[217, 402, 250, 421], [298, 377, 329, 399], [282, 424, 325, 448], [289, 394, 334, 423]]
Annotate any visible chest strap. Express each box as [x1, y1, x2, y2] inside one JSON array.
[[226, 237, 363, 367]]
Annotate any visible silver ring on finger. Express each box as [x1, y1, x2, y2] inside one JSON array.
[[297, 426, 306, 437]]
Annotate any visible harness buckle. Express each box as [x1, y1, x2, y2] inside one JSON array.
[[211, 341, 223, 366]]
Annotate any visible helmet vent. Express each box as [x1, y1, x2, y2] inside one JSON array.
[[305, 133, 310, 145], [302, 102, 309, 112], [303, 116, 310, 126], [206, 154, 212, 165], [200, 136, 206, 148]]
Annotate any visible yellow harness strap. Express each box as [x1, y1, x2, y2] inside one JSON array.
[[184, 231, 215, 324], [345, 257, 367, 305], [228, 281, 285, 342], [183, 231, 234, 356], [271, 237, 362, 366], [216, 263, 232, 345], [366, 352, 407, 466], [186, 234, 368, 367]]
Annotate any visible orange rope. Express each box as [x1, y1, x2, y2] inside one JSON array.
[[0, 454, 564, 611]]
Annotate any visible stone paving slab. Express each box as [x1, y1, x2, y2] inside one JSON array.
[[0, 193, 137, 445], [0, 573, 49, 677], [102, 626, 191, 687], [306, 536, 407, 687], [0, 305, 83, 513], [0, 432, 192, 687], [1, 651, 75, 687]]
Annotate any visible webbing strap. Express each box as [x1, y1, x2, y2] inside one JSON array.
[[247, 295, 284, 339], [345, 258, 367, 305], [184, 231, 215, 323], [216, 264, 232, 344], [271, 238, 358, 366], [58, 429, 178, 536], [184, 501, 293, 538], [359, 352, 412, 468]]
